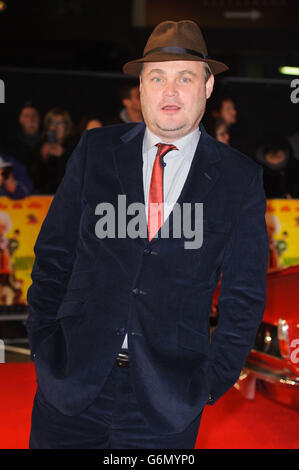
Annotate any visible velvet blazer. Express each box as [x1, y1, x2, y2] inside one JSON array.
[[26, 122, 268, 435]]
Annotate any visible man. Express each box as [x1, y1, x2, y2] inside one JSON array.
[[255, 136, 299, 198], [206, 117, 230, 146], [0, 154, 32, 198], [210, 94, 237, 128], [107, 78, 143, 124], [4, 103, 41, 171], [19, 104, 41, 138], [27, 20, 268, 449]]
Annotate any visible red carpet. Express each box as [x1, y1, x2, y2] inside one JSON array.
[[0, 363, 298, 449]]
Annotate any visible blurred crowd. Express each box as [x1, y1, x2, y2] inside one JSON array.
[[0, 77, 299, 199]]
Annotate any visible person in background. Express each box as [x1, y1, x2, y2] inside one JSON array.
[[255, 136, 299, 198], [206, 117, 230, 145], [3, 102, 41, 172], [0, 156, 31, 199], [76, 112, 103, 140], [107, 78, 143, 124], [19, 103, 41, 140], [210, 94, 237, 128], [29, 107, 76, 194]]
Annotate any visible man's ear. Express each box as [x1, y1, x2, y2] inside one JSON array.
[[205, 74, 214, 100]]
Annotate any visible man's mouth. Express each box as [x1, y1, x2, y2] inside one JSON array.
[[161, 105, 181, 113]]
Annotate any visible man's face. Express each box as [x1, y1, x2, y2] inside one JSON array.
[[123, 86, 141, 113], [48, 114, 67, 141], [139, 60, 214, 142], [220, 99, 237, 126], [19, 106, 40, 136]]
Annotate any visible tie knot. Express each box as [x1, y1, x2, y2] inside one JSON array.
[[155, 143, 178, 155], [155, 143, 178, 167]]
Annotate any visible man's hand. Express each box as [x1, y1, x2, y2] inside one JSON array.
[[48, 143, 64, 157], [41, 142, 64, 160]]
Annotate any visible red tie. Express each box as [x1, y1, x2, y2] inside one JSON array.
[[148, 143, 178, 241]]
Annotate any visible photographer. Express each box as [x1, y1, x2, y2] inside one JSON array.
[[29, 107, 76, 194], [0, 157, 29, 199], [255, 136, 299, 198]]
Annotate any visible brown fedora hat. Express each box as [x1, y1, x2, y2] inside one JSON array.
[[123, 20, 228, 77]]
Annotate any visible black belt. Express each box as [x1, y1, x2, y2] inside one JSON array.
[[115, 351, 129, 367]]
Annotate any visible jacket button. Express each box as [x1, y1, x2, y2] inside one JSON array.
[[132, 288, 140, 296], [116, 328, 125, 335], [143, 248, 151, 255]]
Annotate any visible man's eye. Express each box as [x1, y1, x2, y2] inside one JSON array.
[[181, 77, 190, 83], [152, 77, 162, 83]]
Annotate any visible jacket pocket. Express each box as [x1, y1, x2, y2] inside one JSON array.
[[177, 322, 210, 356]]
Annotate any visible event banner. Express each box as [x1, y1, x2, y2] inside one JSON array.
[[266, 199, 299, 270], [0, 196, 52, 306], [0, 196, 298, 306]]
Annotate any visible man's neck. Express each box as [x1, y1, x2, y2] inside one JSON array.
[[145, 125, 201, 145]]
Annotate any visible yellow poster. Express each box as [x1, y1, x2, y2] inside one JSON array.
[[266, 199, 299, 270], [0, 196, 53, 306]]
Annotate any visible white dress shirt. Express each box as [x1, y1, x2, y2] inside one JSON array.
[[121, 126, 201, 349]]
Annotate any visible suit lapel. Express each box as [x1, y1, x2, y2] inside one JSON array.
[[112, 122, 146, 207], [112, 123, 148, 246], [176, 123, 221, 206]]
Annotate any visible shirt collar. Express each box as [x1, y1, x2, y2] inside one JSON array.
[[143, 126, 200, 159]]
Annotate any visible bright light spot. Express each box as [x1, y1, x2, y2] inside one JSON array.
[[279, 66, 299, 76]]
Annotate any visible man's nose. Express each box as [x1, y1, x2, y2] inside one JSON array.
[[163, 81, 178, 96]]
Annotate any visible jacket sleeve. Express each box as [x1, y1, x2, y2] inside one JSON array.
[[26, 130, 88, 360], [207, 165, 269, 404]]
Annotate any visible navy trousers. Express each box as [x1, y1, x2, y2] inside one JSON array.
[[29, 356, 203, 449]]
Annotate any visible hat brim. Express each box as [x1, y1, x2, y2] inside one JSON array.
[[123, 52, 229, 77]]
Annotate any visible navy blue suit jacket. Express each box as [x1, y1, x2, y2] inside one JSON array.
[[26, 122, 268, 435]]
